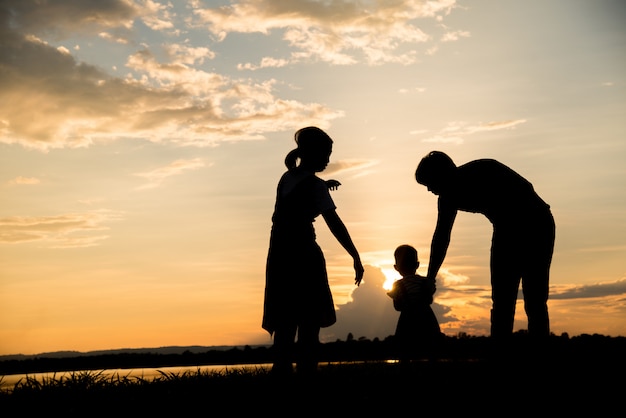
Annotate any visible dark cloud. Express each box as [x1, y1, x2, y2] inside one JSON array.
[[0, 1, 341, 149], [2, 0, 137, 38], [550, 278, 626, 300], [0, 29, 180, 148]]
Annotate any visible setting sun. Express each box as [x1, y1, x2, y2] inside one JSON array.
[[381, 268, 400, 291]]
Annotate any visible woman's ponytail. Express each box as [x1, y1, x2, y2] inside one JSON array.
[[285, 126, 332, 169], [284, 149, 299, 169]]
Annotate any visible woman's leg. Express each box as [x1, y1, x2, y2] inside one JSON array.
[[296, 322, 321, 375], [272, 324, 297, 375]]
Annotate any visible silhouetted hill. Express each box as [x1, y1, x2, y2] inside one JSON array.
[[0, 345, 241, 361], [1, 332, 624, 376]]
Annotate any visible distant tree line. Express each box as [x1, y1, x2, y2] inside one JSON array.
[[1, 331, 624, 376]]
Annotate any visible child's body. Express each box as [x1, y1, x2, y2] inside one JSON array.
[[387, 244, 441, 360]]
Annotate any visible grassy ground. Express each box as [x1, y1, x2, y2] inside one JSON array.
[[2, 334, 624, 415], [1, 356, 622, 415]]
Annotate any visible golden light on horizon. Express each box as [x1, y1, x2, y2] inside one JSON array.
[[1, 0, 625, 357]]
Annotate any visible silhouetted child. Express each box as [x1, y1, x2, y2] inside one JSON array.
[[387, 244, 442, 362]]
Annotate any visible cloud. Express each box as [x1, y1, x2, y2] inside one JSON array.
[[237, 57, 290, 71], [321, 265, 455, 342], [550, 277, 626, 300], [2, 0, 178, 40], [0, 210, 123, 248], [435, 277, 626, 336], [322, 267, 626, 340], [321, 265, 399, 342], [436, 267, 471, 286], [261, 261, 626, 342], [6, 176, 40, 186], [2, 0, 137, 38], [0, 1, 469, 151], [324, 159, 379, 177], [164, 44, 216, 65], [576, 245, 626, 253], [194, 0, 460, 66], [98, 31, 130, 44], [465, 119, 527, 133], [441, 29, 470, 42], [140, 0, 176, 32], [0, 28, 173, 149], [135, 158, 206, 190], [0, 1, 344, 150], [422, 119, 527, 144]]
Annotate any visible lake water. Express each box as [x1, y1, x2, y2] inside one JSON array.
[[0, 363, 272, 391]]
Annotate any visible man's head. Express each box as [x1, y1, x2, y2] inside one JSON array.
[[415, 151, 456, 195]]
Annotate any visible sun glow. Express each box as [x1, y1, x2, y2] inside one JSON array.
[[381, 268, 400, 291]]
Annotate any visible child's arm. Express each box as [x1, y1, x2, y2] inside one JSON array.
[[387, 281, 404, 311]]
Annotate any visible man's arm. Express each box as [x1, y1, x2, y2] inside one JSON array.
[[427, 200, 457, 281]]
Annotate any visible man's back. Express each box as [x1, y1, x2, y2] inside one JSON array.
[[441, 159, 550, 223]]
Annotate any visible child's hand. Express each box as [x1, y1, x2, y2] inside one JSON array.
[[326, 179, 341, 191]]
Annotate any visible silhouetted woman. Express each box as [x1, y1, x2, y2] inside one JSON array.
[[263, 126, 364, 376]]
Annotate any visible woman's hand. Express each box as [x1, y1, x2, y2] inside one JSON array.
[[321, 209, 363, 286], [354, 259, 364, 286], [326, 179, 341, 191]]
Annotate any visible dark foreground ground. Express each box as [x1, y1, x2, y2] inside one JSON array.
[[2, 333, 624, 415]]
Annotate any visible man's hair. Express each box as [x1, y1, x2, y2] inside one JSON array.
[[415, 151, 456, 186]]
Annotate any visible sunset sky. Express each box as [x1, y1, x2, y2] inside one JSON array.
[[1, 0, 625, 356]]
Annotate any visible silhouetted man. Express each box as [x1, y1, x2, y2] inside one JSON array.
[[415, 151, 555, 338]]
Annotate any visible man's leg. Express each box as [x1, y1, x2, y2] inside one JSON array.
[[522, 275, 550, 337], [490, 230, 522, 338], [522, 213, 555, 337]]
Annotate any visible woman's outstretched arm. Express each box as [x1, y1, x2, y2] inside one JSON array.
[[322, 209, 364, 286]]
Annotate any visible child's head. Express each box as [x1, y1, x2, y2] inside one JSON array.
[[394, 244, 419, 277]]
